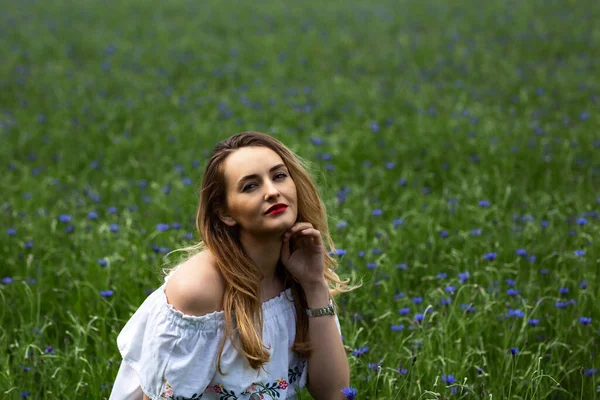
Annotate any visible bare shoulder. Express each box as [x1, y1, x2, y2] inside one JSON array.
[[164, 250, 225, 316]]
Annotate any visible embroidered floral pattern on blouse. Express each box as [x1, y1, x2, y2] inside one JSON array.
[[159, 359, 306, 400], [287, 359, 306, 386], [160, 378, 174, 398], [161, 378, 205, 399]]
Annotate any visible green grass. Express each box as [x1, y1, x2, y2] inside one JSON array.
[[1, 0, 599, 398]]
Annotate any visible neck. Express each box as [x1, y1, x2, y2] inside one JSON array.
[[238, 231, 286, 289]]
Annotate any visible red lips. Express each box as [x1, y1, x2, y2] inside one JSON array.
[[265, 204, 288, 214]]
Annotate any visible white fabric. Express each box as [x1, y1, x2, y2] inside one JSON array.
[[109, 271, 341, 400]]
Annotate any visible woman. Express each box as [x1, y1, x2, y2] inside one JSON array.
[[109, 132, 361, 400]]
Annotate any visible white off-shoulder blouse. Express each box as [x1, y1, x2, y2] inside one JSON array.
[[109, 271, 342, 400]]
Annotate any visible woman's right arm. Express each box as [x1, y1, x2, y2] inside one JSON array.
[[143, 394, 150, 400]]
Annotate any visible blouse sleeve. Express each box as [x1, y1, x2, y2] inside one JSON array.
[[112, 287, 223, 400]]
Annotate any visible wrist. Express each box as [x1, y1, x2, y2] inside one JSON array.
[[302, 280, 330, 309]]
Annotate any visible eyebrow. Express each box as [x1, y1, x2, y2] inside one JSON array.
[[237, 164, 287, 186]]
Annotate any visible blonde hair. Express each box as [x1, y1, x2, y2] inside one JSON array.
[[162, 131, 362, 375]]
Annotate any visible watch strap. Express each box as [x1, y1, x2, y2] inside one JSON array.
[[305, 297, 335, 317]]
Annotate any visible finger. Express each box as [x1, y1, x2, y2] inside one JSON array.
[[298, 229, 319, 246], [288, 222, 313, 235], [300, 228, 323, 248]]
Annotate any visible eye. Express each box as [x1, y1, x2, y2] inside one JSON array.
[[242, 173, 287, 192]]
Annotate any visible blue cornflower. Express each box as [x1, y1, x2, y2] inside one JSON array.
[[505, 279, 516, 286], [171, 222, 181, 229], [397, 367, 408, 375], [580, 317, 592, 326], [516, 249, 527, 257], [391, 324, 405, 332], [393, 218, 404, 228], [156, 223, 169, 232], [44, 345, 55, 354], [98, 259, 108, 267], [559, 287, 569, 295], [581, 280, 588, 289], [483, 252, 497, 261], [58, 214, 71, 222], [366, 263, 377, 269], [397, 178, 407, 186], [440, 297, 452, 305], [522, 215, 534, 222], [109, 224, 119, 233], [372, 209, 383, 216], [412, 297, 423, 304], [437, 272, 447, 279], [574, 250, 585, 257], [507, 309, 525, 318], [2, 277, 13, 285], [440, 230, 449, 238], [510, 347, 519, 355], [100, 290, 114, 297], [7, 228, 17, 236], [351, 346, 369, 357], [507, 288, 519, 297], [19, 391, 30, 399], [528, 318, 540, 326], [442, 374, 456, 384], [461, 304, 475, 313], [332, 249, 347, 256], [397, 263, 408, 270], [458, 271, 469, 283], [393, 291, 405, 301], [398, 307, 410, 315], [108, 206, 118, 214], [368, 362, 382, 371], [577, 218, 587, 225], [479, 200, 491, 207], [445, 285, 456, 294], [88, 211, 98, 219], [341, 387, 358, 400], [470, 228, 482, 236], [555, 301, 569, 309], [414, 313, 424, 323]]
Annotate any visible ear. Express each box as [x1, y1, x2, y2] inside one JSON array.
[[216, 207, 237, 228]]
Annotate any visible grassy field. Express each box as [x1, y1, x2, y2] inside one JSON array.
[[1, 0, 599, 398]]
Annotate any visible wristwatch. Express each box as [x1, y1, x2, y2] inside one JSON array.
[[306, 298, 335, 317]]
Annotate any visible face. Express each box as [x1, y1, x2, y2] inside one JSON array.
[[219, 146, 298, 238]]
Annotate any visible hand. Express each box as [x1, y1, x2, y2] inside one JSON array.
[[280, 222, 326, 288]]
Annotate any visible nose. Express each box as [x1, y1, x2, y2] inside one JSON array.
[[264, 181, 281, 200]]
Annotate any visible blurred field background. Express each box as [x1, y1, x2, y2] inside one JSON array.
[[1, 0, 599, 398]]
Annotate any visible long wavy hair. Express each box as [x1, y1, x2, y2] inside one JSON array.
[[162, 131, 362, 376]]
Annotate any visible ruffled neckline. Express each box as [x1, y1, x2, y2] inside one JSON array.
[[160, 285, 295, 323]]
